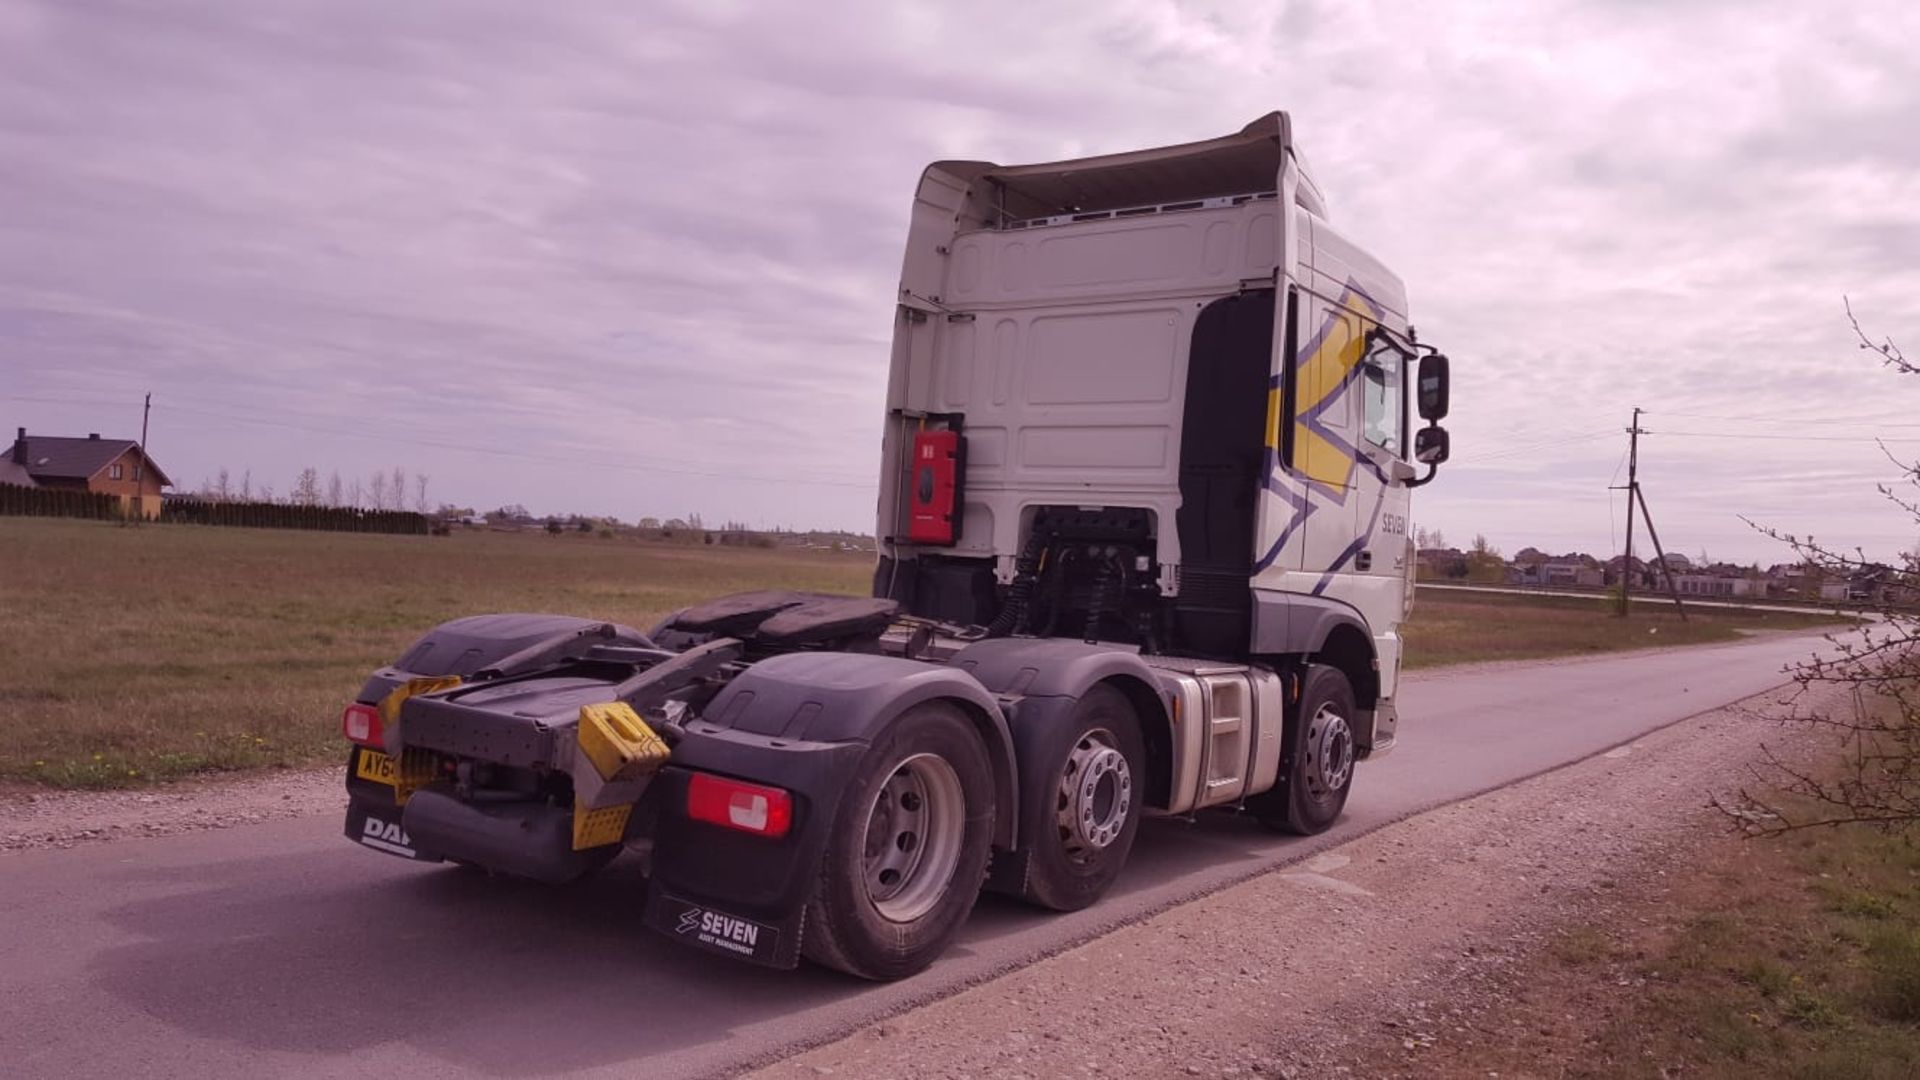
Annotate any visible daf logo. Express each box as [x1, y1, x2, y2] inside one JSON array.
[[362, 818, 411, 845]]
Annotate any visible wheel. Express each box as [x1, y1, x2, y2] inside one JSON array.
[[801, 701, 995, 981], [1008, 684, 1146, 912], [1254, 663, 1356, 835]]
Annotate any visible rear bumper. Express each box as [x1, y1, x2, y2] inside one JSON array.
[[341, 726, 872, 971]]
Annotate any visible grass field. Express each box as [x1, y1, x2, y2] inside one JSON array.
[[0, 519, 1851, 788], [0, 519, 872, 787], [1403, 588, 1849, 668]]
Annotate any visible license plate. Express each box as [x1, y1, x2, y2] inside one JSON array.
[[355, 748, 397, 785]]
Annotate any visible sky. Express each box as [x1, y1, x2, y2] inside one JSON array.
[[2, 0, 1917, 564]]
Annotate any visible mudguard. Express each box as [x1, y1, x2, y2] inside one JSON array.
[[949, 637, 1168, 702], [356, 613, 647, 699], [946, 639, 1176, 891], [694, 652, 1016, 845], [1250, 591, 1374, 662], [643, 652, 1018, 969]]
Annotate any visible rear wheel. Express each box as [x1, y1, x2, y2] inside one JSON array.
[[1012, 685, 1146, 912], [1254, 663, 1356, 835], [802, 702, 994, 981]]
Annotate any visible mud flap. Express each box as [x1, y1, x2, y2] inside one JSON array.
[[345, 794, 445, 863], [644, 891, 802, 969]]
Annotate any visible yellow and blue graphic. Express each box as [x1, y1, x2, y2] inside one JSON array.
[[1253, 283, 1393, 591]]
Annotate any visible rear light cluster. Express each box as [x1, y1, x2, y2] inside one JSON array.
[[342, 703, 384, 750], [687, 773, 792, 838]]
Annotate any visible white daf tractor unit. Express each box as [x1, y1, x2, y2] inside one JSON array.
[[338, 111, 1453, 981]]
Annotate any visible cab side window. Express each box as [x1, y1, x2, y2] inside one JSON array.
[[1361, 347, 1405, 457]]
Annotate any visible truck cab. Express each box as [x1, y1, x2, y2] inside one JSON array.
[[874, 111, 1448, 763]]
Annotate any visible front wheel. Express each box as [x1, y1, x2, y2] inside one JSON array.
[[1254, 663, 1357, 835], [801, 702, 994, 981]]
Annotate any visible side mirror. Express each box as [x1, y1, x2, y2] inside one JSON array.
[[1417, 353, 1450, 421], [1414, 425, 1450, 465]]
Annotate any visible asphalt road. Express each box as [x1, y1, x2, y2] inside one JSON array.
[[0, 631, 1835, 1080]]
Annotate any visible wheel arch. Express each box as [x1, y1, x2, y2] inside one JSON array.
[[936, 693, 1021, 850], [1251, 590, 1379, 710], [1099, 673, 1176, 811], [1312, 622, 1379, 712], [947, 637, 1175, 818], [697, 651, 1020, 849]]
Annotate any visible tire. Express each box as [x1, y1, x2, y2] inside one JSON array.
[[1254, 663, 1357, 836], [1010, 684, 1146, 912], [801, 701, 995, 981]]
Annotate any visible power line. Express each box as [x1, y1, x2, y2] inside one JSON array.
[[1656, 410, 1920, 429], [1651, 430, 1920, 444], [1450, 428, 1618, 466]]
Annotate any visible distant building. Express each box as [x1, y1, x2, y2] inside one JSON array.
[[8, 427, 172, 518], [1673, 574, 1760, 598]]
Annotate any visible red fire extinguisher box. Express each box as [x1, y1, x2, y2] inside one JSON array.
[[906, 429, 964, 546]]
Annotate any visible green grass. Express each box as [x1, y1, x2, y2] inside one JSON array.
[[1404, 588, 1850, 669], [0, 519, 871, 788], [1458, 808, 1920, 1079], [0, 518, 1854, 789], [1613, 826, 1920, 1077]]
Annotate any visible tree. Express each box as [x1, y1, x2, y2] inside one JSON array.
[[1466, 534, 1504, 584], [1720, 304, 1920, 833], [292, 467, 321, 506], [638, 516, 661, 529], [369, 471, 389, 511], [326, 471, 343, 508], [413, 474, 429, 514], [215, 468, 232, 502]]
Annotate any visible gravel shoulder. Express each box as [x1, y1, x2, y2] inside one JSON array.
[[743, 681, 1839, 1080], [0, 766, 342, 854]]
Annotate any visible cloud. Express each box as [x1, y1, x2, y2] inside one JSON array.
[[1, 0, 1916, 558]]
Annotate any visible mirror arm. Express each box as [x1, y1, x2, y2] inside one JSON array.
[[1404, 462, 1440, 488]]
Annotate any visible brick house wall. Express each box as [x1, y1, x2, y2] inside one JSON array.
[[87, 446, 167, 499]]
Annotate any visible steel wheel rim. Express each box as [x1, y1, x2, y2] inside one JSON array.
[[1309, 704, 1354, 795], [861, 752, 965, 924], [1056, 728, 1132, 861]]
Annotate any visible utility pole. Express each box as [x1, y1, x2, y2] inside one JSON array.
[[1612, 407, 1688, 621], [1616, 408, 1641, 616], [140, 392, 151, 451]]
